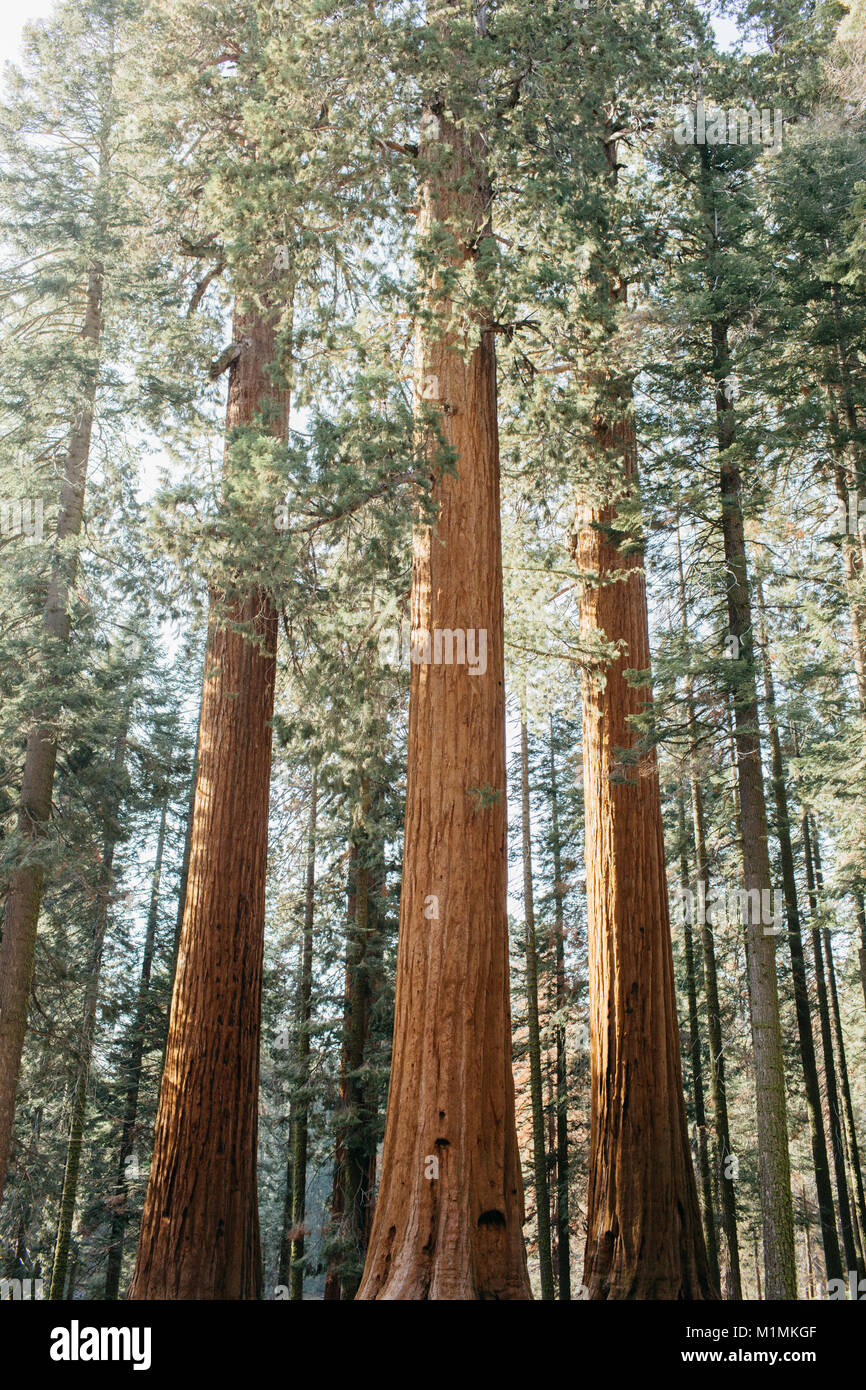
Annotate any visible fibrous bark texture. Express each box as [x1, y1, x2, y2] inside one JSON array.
[[357, 105, 530, 1302], [129, 301, 287, 1299], [576, 392, 716, 1300]]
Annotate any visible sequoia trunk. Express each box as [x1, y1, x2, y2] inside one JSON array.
[[575, 383, 715, 1299], [356, 100, 529, 1301], [128, 296, 287, 1299]]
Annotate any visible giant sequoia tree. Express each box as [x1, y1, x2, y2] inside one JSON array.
[[358, 8, 530, 1301], [575, 388, 716, 1300], [129, 283, 289, 1298]]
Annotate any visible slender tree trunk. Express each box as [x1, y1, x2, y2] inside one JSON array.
[[277, 1145, 295, 1293], [830, 453, 866, 733], [0, 250, 106, 1207], [324, 813, 383, 1300], [129, 286, 288, 1299], [321, 839, 357, 1303], [65, 1246, 78, 1301], [519, 711, 554, 1300], [803, 1184, 816, 1299], [575, 368, 714, 1296], [338, 830, 379, 1299], [547, 717, 571, 1300], [810, 821, 866, 1261], [104, 799, 169, 1300], [357, 88, 530, 1300], [801, 808, 860, 1276], [676, 795, 720, 1288], [711, 305, 796, 1299], [675, 520, 742, 1298], [288, 766, 317, 1302], [755, 587, 843, 1282], [857, 894, 866, 1013], [50, 727, 126, 1298]]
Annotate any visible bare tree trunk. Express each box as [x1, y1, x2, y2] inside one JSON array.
[[755, 587, 843, 1282], [288, 765, 317, 1302], [857, 894, 866, 1014], [712, 304, 796, 1299], [50, 726, 127, 1298], [321, 839, 357, 1303], [810, 821, 866, 1265], [519, 710, 554, 1300], [575, 372, 714, 1298], [324, 811, 383, 1300], [801, 808, 861, 1276], [104, 799, 168, 1299], [803, 1184, 817, 1299], [676, 795, 720, 1288], [357, 90, 529, 1300], [830, 454, 866, 732], [547, 717, 571, 1301], [675, 520, 742, 1298], [129, 289, 288, 1299]]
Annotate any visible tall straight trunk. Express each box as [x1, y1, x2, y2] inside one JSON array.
[[277, 1147, 294, 1293], [803, 1184, 816, 1299], [574, 115, 712, 1296], [547, 717, 571, 1301], [0, 230, 108, 1209], [519, 711, 554, 1300], [357, 82, 530, 1299], [830, 452, 866, 734], [321, 838, 358, 1303], [575, 370, 713, 1297], [288, 765, 317, 1302], [676, 795, 720, 1288], [50, 727, 126, 1299], [104, 798, 168, 1300], [810, 820, 866, 1259], [323, 816, 382, 1301], [755, 588, 843, 1282], [829, 278, 866, 578], [129, 286, 288, 1299], [675, 519, 742, 1297], [339, 830, 379, 1298], [857, 894, 866, 1013], [711, 304, 796, 1299], [65, 1245, 78, 1301], [801, 808, 860, 1275]]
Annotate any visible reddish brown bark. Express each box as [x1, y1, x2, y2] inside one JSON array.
[[128, 299, 287, 1299], [356, 105, 530, 1301], [576, 391, 716, 1300]]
